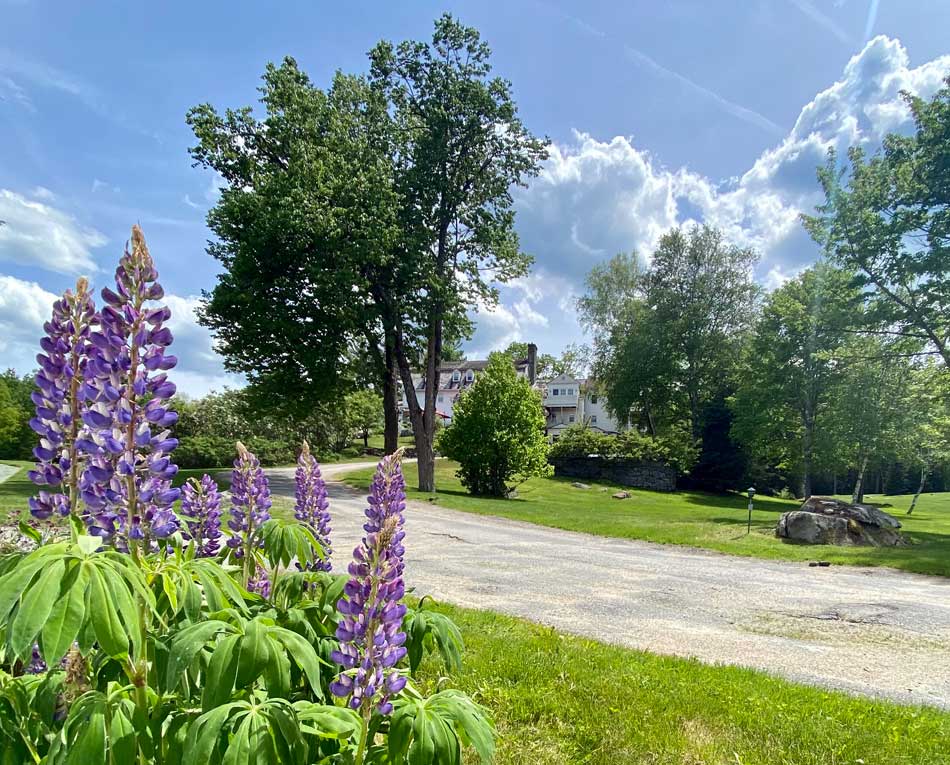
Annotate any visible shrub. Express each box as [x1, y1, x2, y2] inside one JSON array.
[[550, 424, 699, 474], [438, 353, 551, 496]]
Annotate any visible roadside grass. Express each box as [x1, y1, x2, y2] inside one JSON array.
[[414, 599, 950, 765], [342, 461, 950, 577]]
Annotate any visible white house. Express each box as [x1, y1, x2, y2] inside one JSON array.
[[399, 345, 537, 425], [398, 346, 622, 438], [542, 373, 622, 439]]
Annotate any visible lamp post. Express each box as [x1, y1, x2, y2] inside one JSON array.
[[746, 486, 756, 534]]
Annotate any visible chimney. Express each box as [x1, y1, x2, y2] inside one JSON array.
[[527, 342, 537, 385]]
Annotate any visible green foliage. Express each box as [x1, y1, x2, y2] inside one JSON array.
[[438, 354, 551, 496], [804, 77, 950, 366], [548, 425, 698, 475], [0, 371, 34, 461], [730, 264, 861, 495], [579, 227, 759, 437], [346, 390, 384, 448]]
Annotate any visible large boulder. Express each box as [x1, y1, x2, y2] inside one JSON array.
[[776, 496, 906, 547]]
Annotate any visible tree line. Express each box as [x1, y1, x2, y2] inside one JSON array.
[[579, 79, 950, 503]]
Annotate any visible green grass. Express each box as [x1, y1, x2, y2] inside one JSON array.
[[414, 600, 950, 765], [342, 461, 950, 577]]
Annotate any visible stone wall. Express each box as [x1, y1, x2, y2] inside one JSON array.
[[550, 456, 676, 492]]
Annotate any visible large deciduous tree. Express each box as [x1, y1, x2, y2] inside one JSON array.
[[368, 15, 548, 491], [579, 227, 759, 438], [188, 63, 406, 451], [804, 78, 950, 366], [731, 265, 860, 497], [189, 16, 546, 492]]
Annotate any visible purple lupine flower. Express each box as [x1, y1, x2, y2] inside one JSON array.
[[294, 441, 332, 571], [27, 644, 47, 675], [28, 278, 97, 521], [247, 565, 271, 598], [330, 453, 409, 716], [77, 226, 180, 549], [180, 474, 223, 557], [226, 441, 272, 555]]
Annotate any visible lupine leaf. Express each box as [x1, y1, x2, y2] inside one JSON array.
[[40, 561, 88, 664], [202, 634, 242, 711], [269, 626, 324, 699], [184, 701, 244, 765], [88, 567, 129, 659], [235, 618, 269, 689], [295, 702, 362, 742], [165, 620, 234, 691], [9, 557, 64, 660]]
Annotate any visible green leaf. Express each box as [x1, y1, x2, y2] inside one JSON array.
[[295, 703, 362, 743], [17, 521, 41, 545], [0, 554, 51, 623], [235, 618, 270, 689], [88, 567, 129, 660], [165, 620, 234, 692], [202, 634, 241, 712], [40, 561, 88, 664], [9, 558, 65, 660], [269, 626, 324, 699], [184, 701, 244, 765]]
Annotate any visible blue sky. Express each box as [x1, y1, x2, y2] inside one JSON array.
[[1, 0, 949, 394]]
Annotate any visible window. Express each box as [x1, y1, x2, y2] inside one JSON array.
[[552, 388, 559, 396], [451, 370, 460, 382], [568, 415, 575, 423], [437, 395, 444, 403], [591, 415, 597, 423], [466, 370, 474, 381], [590, 395, 598, 404], [567, 387, 574, 395]]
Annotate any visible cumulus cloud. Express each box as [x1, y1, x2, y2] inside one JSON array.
[[511, 35, 950, 288], [0, 275, 240, 396], [0, 190, 106, 273], [468, 35, 950, 358]]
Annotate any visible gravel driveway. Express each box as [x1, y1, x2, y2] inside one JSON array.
[[268, 463, 950, 709]]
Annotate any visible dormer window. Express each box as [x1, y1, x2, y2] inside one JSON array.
[[451, 370, 461, 382], [465, 370, 474, 382]]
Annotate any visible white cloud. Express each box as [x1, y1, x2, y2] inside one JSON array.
[[0, 275, 241, 397], [0, 189, 106, 274], [91, 178, 119, 194], [30, 186, 54, 201], [0, 75, 32, 110], [162, 294, 245, 395], [0, 275, 56, 360], [475, 35, 950, 359], [511, 35, 950, 289]]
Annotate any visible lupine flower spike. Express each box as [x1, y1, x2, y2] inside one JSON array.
[[294, 440, 332, 571], [180, 474, 223, 557], [227, 441, 272, 586], [77, 226, 180, 549], [28, 277, 97, 522], [330, 451, 408, 717]]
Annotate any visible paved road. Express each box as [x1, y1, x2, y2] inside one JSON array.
[[267, 463, 950, 709]]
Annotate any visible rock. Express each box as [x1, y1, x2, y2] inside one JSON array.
[[776, 496, 906, 547], [571, 482, 591, 489], [612, 491, 631, 499]]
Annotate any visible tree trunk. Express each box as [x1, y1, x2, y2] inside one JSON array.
[[832, 473, 838, 495], [801, 404, 814, 499], [362, 431, 369, 449], [391, 319, 436, 492], [852, 452, 869, 504], [907, 464, 928, 515], [382, 334, 399, 454]]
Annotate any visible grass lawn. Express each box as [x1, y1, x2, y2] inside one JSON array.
[[342, 460, 950, 577], [415, 599, 950, 765]]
